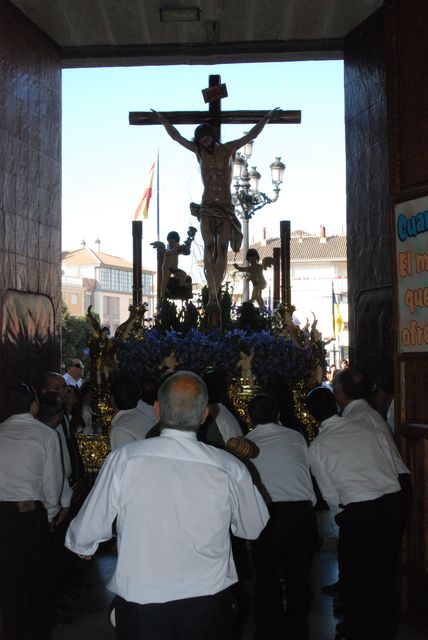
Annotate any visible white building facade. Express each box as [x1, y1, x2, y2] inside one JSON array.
[[62, 247, 155, 330]]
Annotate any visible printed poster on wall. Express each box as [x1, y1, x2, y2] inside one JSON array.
[[395, 195, 428, 353]]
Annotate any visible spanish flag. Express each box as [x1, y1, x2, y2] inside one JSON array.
[[332, 284, 343, 337], [134, 160, 156, 221]]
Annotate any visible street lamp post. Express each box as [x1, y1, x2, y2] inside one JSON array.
[[232, 142, 285, 302]]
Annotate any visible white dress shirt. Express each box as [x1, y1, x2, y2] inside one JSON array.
[[136, 399, 156, 430], [309, 414, 401, 509], [63, 372, 81, 388], [245, 423, 316, 505], [0, 413, 63, 521], [110, 404, 156, 450], [386, 399, 395, 433], [66, 428, 269, 604], [216, 404, 243, 442], [341, 399, 409, 475]]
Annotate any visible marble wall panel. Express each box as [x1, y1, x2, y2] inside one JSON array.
[[0, 0, 62, 414], [344, 8, 392, 375]]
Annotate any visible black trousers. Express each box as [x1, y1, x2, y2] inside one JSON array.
[[114, 588, 236, 640], [252, 501, 318, 640], [0, 502, 51, 640], [335, 491, 405, 640]]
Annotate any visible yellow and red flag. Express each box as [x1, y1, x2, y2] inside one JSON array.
[[134, 160, 156, 221]]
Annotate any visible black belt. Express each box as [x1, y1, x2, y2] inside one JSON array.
[[0, 500, 43, 513]]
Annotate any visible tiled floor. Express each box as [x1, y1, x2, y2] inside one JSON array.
[[52, 511, 427, 640]]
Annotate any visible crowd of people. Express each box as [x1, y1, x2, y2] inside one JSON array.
[[0, 359, 409, 640]]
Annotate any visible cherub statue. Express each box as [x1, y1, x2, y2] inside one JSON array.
[[151, 227, 197, 300], [237, 344, 255, 384], [234, 249, 274, 309], [159, 349, 179, 376]]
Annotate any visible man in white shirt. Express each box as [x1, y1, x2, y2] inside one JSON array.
[[63, 359, 84, 387], [0, 383, 63, 639], [245, 393, 318, 640], [66, 371, 269, 640], [333, 367, 411, 510], [306, 386, 405, 640], [110, 373, 156, 450], [40, 372, 86, 493], [37, 391, 73, 519]]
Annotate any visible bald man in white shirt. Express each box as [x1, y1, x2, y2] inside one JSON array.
[[66, 371, 269, 640]]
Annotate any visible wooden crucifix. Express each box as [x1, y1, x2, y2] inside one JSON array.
[[129, 74, 301, 327], [130, 74, 301, 136]]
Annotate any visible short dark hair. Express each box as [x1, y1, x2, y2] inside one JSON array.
[[246, 248, 260, 261], [166, 231, 180, 243], [334, 367, 370, 400], [110, 373, 141, 410], [305, 386, 337, 423], [202, 369, 227, 404], [7, 383, 38, 415], [140, 376, 159, 406], [39, 372, 66, 392], [374, 372, 394, 396], [248, 393, 279, 425]]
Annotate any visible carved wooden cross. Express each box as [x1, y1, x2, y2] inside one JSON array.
[[129, 74, 301, 139]]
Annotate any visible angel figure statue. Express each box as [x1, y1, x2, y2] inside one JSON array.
[[237, 343, 255, 384], [234, 248, 274, 309], [151, 226, 197, 301], [86, 305, 142, 386]]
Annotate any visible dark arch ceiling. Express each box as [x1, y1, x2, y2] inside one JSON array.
[[9, 0, 383, 67]]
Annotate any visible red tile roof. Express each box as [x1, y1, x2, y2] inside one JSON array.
[[62, 247, 134, 269], [230, 232, 347, 263]]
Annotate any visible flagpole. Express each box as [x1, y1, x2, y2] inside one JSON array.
[[156, 149, 160, 242], [332, 281, 337, 367], [133, 158, 156, 306]]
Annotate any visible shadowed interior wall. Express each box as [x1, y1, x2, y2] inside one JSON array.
[[344, 7, 393, 379], [385, 0, 428, 614], [0, 0, 62, 419]]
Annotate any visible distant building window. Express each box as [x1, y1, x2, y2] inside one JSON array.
[[70, 293, 79, 305], [142, 272, 153, 295], [103, 296, 120, 325], [99, 268, 133, 293]]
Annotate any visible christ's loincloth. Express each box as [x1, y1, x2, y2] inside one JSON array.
[[190, 202, 243, 253]]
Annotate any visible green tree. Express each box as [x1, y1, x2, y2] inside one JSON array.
[[61, 301, 90, 365]]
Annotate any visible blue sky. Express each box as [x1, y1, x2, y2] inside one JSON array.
[[62, 60, 345, 272]]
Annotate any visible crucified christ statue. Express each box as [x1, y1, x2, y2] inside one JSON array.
[[152, 107, 279, 318]]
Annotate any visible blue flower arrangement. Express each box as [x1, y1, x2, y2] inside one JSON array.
[[117, 327, 314, 385]]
